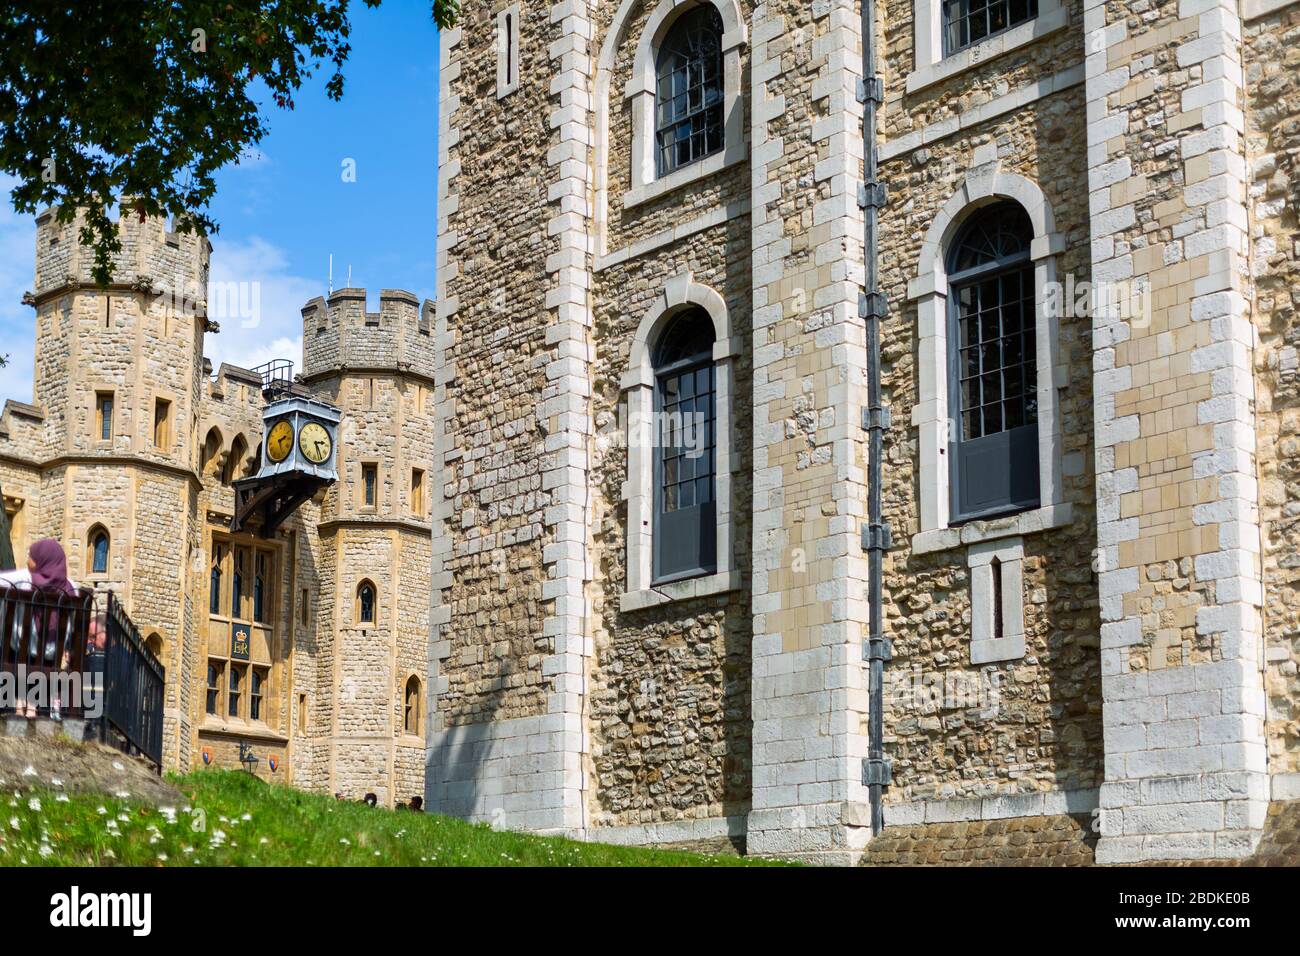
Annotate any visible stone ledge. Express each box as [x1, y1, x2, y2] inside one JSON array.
[[619, 570, 745, 612], [623, 145, 748, 210], [911, 502, 1074, 555]]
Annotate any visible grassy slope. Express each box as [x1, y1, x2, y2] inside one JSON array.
[[1, 769, 787, 867]]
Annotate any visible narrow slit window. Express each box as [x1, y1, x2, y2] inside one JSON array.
[[362, 464, 378, 508], [96, 392, 114, 442], [991, 556, 1004, 640], [411, 468, 426, 518], [153, 397, 171, 449], [497, 5, 522, 97]]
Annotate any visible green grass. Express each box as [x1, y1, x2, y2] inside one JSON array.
[[0, 769, 789, 866]]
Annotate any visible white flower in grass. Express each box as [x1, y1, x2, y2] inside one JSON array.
[[55, 795, 69, 803], [115, 791, 130, 799], [240, 812, 251, 821], [96, 806, 108, 815], [157, 853, 167, 862], [9, 817, 19, 830], [39, 843, 53, 858], [182, 846, 194, 854], [50, 778, 63, 788], [21, 766, 36, 778], [103, 849, 115, 860], [339, 837, 350, 845], [27, 797, 40, 812], [259, 837, 268, 845]]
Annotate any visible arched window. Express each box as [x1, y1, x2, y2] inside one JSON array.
[[947, 201, 1039, 522], [652, 309, 717, 583], [403, 675, 423, 737], [356, 580, 376, 625], [201, 427, 223, 475], [655, 5, 725, 177], [210, 544, 225, 615], [145, 633, 163, 661], [223, 434, 248, 486], [88, 526, 110, 575]]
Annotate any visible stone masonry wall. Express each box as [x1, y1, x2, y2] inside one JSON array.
[[1243, 2, 1300, 776], [584, 0, 756, 831], [876, 8, 1103, 804]]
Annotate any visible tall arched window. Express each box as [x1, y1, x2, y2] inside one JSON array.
[[653, 309, 717, 583], [403, 675, 423, 737], [201, 427, 223, 476], [356, 580, 376, 625], [948, 201, 1040, 522], [655, 5, 725, 177], [88, 526, 110, 575], [210, 544, 225, 615], [224, 434, 248, 486]]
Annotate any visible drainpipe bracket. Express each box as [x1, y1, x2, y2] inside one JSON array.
[[860, 522, 893, 553], [858, 181, 889, 210], [862, 757, 893, 788], [862, 405, 892, 432], [864, 637, 893, 663], [858, 291, 889, 320], [856, 75, 884, 106]]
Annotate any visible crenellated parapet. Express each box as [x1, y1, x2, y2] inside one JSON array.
[[301, 287, 436, 382], [32, 206, 210, 308]]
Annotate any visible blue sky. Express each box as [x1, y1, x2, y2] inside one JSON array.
[[0, 0, 440, 407]]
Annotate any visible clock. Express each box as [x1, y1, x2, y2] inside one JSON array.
[[299, 421, 333, 465], [266, 419, 295, 463]]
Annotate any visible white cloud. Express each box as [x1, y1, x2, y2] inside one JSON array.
[[203, 235, 317, 377], [0, 176, 37, 407]]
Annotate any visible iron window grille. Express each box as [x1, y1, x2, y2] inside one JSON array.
[[942, 0, 1038, 56], [655, 5, 726, 178]]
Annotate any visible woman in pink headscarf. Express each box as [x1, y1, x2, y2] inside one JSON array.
[[0, 538, 78, 594]]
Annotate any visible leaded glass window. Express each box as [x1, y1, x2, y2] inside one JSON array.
[[655, 6, 725, 177], [942, 0, 1038, 56]]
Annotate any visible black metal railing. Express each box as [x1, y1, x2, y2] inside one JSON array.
[[98, 592, 165, 770], [0, 586, 164, 770], [0, 585, 95, 718], [252, 358, 295, 399]]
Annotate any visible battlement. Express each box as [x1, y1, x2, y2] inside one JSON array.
[[301, 287, 436, 381], [32, 206, 210, 303]]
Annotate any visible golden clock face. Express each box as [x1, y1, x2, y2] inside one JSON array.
[[298, 421, 333, 465], [266, 419, 295, 463]]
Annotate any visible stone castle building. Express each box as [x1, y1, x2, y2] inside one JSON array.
[[0, 209, 434, 807], [430, 0, 1300, 863]]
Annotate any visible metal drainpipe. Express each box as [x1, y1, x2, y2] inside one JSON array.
[[858, 0, 892, 836]]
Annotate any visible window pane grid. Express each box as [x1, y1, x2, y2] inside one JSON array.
[[658, 362, 716, 515], [942, 0, 1038, 56], [957, 264, 1037, 441], [655, 6, 725, 177]]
